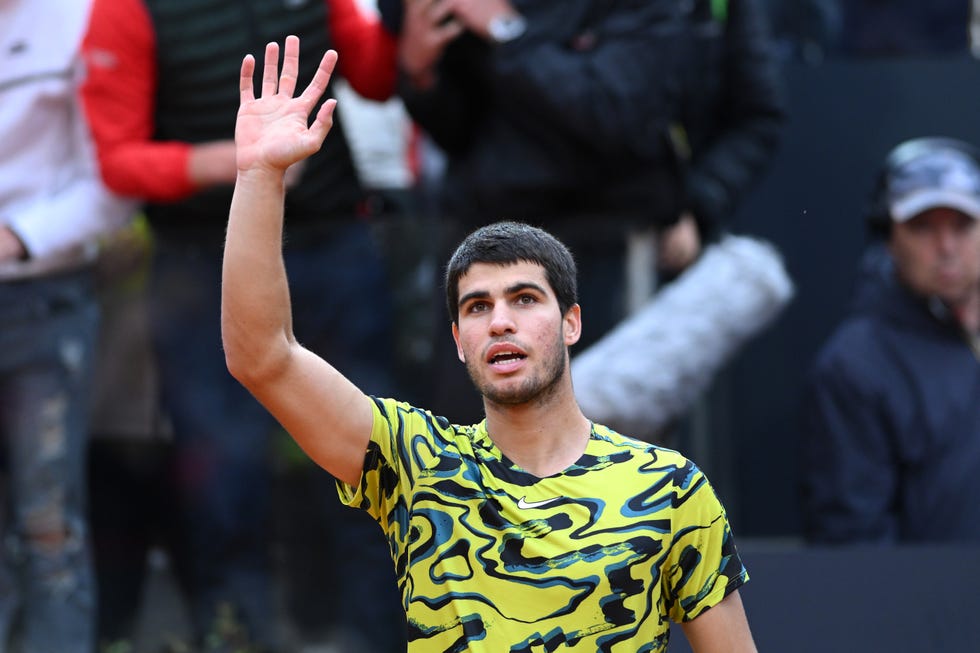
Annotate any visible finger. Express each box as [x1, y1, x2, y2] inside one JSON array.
[[309, 97, 337, 145], [278, 35, 300, 97], [436, 18, 465, 41], [261, 41, 280, 97], [298, 49, 338, 108], [239, 54, 256, 104], [427, 0, 455, 26]]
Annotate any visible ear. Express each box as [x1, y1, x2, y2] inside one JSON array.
[[451, 321, 466, 363], [563, 304, 582, 347]]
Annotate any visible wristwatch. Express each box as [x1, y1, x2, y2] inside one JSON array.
[[487, 13, 527, 44]]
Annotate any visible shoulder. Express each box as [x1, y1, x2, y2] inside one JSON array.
[[592, 422, 690, 459], [812, 315, 893, 380], [592, 422, 690, 457], [369, 396, 479, 456], [590, 423, 704, 487], [371, 396, 453, 434]]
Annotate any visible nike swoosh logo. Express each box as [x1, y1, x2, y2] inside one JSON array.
[[517, 496, 561, 509]]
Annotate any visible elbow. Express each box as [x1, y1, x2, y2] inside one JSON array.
[[341, 34, 398, 102], [222, 325, 269, 388], [222, 326, 292, 392], [96, 154, 134, 197], [223, 338, 261, 389], [221, 299, 286, 388], [98, 155, 157, 200], [223, 347, 281, 396], [223, 346, 250, 386]]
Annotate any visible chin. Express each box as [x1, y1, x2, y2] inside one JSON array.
[[482, 383, 534, 406], [487, 376, 564, 408]]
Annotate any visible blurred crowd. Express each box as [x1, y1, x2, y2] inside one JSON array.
[[2, 0, 979, 651]]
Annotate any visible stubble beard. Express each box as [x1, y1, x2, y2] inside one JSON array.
[[468, 337, 568, 408]]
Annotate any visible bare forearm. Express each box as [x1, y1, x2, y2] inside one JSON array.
[[188, 140, 239, 189], [221, 167, 294, 381]]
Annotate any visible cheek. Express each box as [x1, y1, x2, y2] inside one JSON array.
[[892, 242, 929, 274], [963, 246, 980, 279], [454, 326, 480, 361], [965, 231, 980, 264]]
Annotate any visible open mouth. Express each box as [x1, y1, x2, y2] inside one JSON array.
[[490, 351, 527, 365]]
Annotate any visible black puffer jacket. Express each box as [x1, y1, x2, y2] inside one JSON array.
[[381, 0, 784, 237], [676, 0, 786, 239]]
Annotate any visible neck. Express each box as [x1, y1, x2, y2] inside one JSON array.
[[483, 384, 591, 478]]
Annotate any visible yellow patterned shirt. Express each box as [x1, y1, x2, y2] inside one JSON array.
[[337, 397, 748, 652]]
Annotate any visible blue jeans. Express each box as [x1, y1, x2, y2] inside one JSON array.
[[150, 220, 402, 649], [0, 269, 99, 653]]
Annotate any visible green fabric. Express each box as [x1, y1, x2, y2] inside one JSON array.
[[711, 0, 728, 23]]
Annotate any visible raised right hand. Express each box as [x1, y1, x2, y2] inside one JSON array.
[[235, 36, 338, 175]]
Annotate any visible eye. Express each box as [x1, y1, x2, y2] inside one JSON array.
[[954, 214, 977, 234], [466, 300, 490, 314], [516, 294, 537, 306]]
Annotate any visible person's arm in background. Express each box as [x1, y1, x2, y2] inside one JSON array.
[[223, 38, 374, 488], [800, 345, 900, 544], [683, 0, 785, 239], [383, 0, 470, 153], [657, 0, 786, 273], [328, 0, 399, 101], [80, 0, 237, 202]]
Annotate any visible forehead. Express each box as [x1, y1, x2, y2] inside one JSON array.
[[895, 207, 978, 230], [457, 261, 551, 295]]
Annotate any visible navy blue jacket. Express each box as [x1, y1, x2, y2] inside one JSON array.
[[837, 0, 971, 56], [801, 246, 980, 544]]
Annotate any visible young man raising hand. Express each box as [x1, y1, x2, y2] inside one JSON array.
[[223, 36, 756, 652]]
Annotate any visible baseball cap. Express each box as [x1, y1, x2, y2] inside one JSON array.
[[886, 143, 980, 222]]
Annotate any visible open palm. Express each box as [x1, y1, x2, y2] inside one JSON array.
[[235, 35, 338, 174]]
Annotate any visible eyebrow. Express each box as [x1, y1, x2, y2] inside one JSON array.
[[458, 281, 549, 307]]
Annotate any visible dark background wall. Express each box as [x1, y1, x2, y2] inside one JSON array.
[[707, 56, 980, 536], [668, 542, 980, 652]]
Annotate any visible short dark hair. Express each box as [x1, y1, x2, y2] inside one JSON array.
[[445, 221, 578, 322]]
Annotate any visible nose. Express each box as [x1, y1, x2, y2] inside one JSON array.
[[488, 304, 517, 336], [935, 223, 959, 256]]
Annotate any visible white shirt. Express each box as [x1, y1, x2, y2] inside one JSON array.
[[0, 0, 134, 277]]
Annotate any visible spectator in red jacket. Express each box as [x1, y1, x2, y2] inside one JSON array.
[[80, 1, 404, 650]]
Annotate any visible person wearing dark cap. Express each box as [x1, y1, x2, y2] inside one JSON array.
[[801, 136, 980, 544]]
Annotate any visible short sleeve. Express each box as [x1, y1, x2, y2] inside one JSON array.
[[336, 397, 407, 523], [661, 466, 749, 622], [336, 396, 453, 558]]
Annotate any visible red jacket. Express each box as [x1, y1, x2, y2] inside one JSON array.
[[80, 0, 396, 202]]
